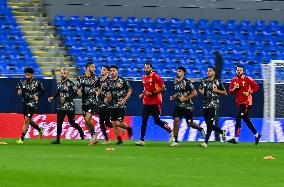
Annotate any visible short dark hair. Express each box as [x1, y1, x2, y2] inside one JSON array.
[[177, 66, 186, 74], [236, 65, 244, 70], [102, 65, 110, 71], [24, 67, 35, 74], [109, 65, 118, 71], [85, 62, 94, 68], [144, 63, 152, 68], [208, 66, 216, 72]]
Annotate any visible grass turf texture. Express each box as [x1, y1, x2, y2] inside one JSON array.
[[0, 139, 284, 187]]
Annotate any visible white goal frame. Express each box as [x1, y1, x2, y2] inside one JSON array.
[[261, 60, 284, 142]]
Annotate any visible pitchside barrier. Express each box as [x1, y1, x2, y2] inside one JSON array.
[[0, 113, 283, 142]]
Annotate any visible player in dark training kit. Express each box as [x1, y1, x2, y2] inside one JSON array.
[[48, 68, 85, 144], [169, 66, 205, 146], [105, 65, 133, 145], [97, 65, 112, 144], [199, 66, 227, 147], [228, 65, 261, 145], [135, 63, 172, 146], [77, 62, 101, 145], [16, 67, 44, 144]]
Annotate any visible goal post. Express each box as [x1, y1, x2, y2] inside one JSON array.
[[261, 60, 284, 142]]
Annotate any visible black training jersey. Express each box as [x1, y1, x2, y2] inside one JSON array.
[[173, 77, 195, 110], [108, 77, 131, 109], [77, 74, 100, 106], [53, 79, 77, 111], [16, 78, 44, 109], [98, 76, 110, 108], [199, 78, 226, 109]]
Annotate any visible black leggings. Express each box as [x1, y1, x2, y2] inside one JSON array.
[[56, 110, 84, 141], [204, 108, 223, 144], [235, 104, 257, 137], [140, 104, 171, 141], [99, 107, 112, 141]]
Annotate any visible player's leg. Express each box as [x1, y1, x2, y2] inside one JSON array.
[[210, 108, 226, 141], [152, 105, 172, 133], [170, 106, 181, 146], [135, 105, 150, 146], [84, 112, 94, 135], [17, 107, 34, 144], [29, 120, 42, 138], [109, 108, 123, 145], [115, 108, 132, 139], [52, 110, 66, 144], [18, 116, 31, 144], [186, 108, 205, 137], [200, 108, 211, 147], [67, 111, 84, 140], [242, 106, 261, 145], [170, 117, 180, 146], [29, 117, 42, 138], [98, 107, 109, 142], [228, 105, 243, 144], [82, 105, 95, 139]]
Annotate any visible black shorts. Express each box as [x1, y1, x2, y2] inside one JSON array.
[[82, 104, 98, 115], [23, 106, 35, 118], [109, 108, 125, 122], [173, 106, 193, 123]]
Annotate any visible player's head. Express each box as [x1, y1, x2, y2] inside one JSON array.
[[176, 66, 186, 78], [236, 65, 244, 77], [24, 67, 34, 81], [144, 63, 153, 75], [60, 68, 68, 80], [109, 65, 118, 78], [101, 65, 110, 76], [85, 62, 95, 75], [207, 66, 216, 78]]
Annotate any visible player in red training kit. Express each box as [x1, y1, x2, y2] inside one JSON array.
[[135, 63, 172, 146], [228, 65, 261, 145]]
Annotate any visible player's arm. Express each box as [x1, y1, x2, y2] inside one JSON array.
[[121, 80, 132, 105], [248, 77, 259, 94], [153, 84, 165, 94], [180, 81, 197, 102], [199, 88, 204, 95], [213, 81, 227, 95], [76, 76, 82, 96], [48, 89, 59, 102], [198, 80, 205, 95], [139, 91, 144, 98], [35, 81, 45, 103], [16, 80, 23, 95], [146, 74, 165, 96], [228, 79, 239, 94], [180, 89, 197, 102], [170, 93, 177, 100]]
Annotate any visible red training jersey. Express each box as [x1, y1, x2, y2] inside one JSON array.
[[142, 72, 164, 105], [229, 75, 259, 107]]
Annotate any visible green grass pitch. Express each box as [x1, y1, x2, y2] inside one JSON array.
[[0, 139, 284, 187]]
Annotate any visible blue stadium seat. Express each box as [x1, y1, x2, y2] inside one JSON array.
[[97, 16, 110, 27], [169, 18, 181, 28], [53, 15, 67, 27], [111, 16, 124, 27], [141, 17, 153, 28], [82, 16, 95, 26], [126, 17, 139, 27], [155, 18, 167, 28]]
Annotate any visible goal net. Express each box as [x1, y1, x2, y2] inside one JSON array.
[[261, 60, 284, 142]]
